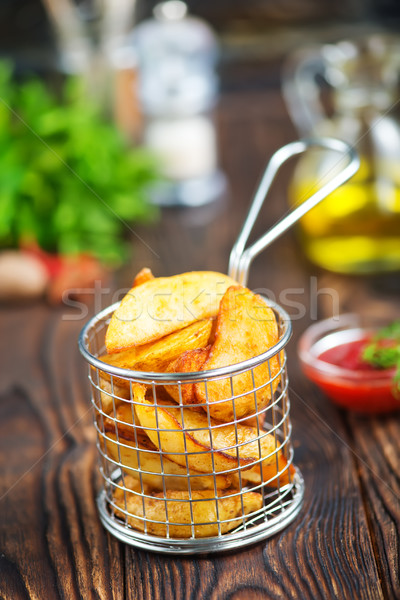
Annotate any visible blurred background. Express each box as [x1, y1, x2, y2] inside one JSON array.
[[2, 0, 400, 74], [2, 1, 399, 91], [0, 0, 400, 304]]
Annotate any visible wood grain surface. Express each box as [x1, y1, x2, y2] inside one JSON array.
[[0, 83, 399, 600]]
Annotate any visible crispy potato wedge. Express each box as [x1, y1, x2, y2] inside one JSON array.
[[113, 476, 263, 538], [100, 319, 213, 373], [165, 346, 210, 408], [133, 391, 290, 484], [90, 367, 130, 414], [134, 393, 253, 473], [132, 267, 154, 287], [242, 412, 266, 428], [103, 416, 232, 491], [105, 271, 237, 352], [231, 457, 295, 488], [102, 386, 147, 433], [195, 286, 281, 421]]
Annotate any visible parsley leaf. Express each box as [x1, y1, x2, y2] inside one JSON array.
[[0, 62, 159, 266], [362, 319, 400, 396]]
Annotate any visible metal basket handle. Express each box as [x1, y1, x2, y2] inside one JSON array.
[[228, 137, 359, 286]]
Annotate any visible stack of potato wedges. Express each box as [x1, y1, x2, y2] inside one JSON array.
[[95, 269, 294, 538]]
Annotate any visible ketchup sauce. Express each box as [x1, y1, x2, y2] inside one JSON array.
[[303, 334, 399, 414], [318, 338, 378, 371]]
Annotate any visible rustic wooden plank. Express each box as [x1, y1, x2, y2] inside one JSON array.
[[0, 307, 125, 600], [345, 412, 400, 599], [0, 385, 61, 600], [316, 272, 400, 599]]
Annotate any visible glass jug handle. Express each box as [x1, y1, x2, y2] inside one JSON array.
[[282, 47, 328, 137]]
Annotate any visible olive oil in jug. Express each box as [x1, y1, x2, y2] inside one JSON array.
[[284, 36, 400, 274]]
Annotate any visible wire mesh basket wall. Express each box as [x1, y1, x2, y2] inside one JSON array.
[[79, 299, 304, 554]]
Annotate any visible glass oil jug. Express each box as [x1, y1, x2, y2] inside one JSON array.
[[283, 35, 400, 274]]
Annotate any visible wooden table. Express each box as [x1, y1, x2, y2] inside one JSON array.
[[1, 71, 399, 600]]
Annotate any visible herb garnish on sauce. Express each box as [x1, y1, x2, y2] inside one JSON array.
[[362, 320, 400, 395]]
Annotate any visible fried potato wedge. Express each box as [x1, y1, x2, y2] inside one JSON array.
[[242, 413, 266, 428], [91, 367, 130, 414], [113, 477, 263, 538], [133, 392, 290, 484], [111, 388, 250, 474], [195, 286, 281, 421], [103, 385, 148, 432], [165, 346, 210, 407], [105, 271, 237, 352], [231, 457, 295, 488], [103, 416, 232, 491], [100, 319, 213, 373], [132, 267, 154, 287], [134, 393, 253, 473]]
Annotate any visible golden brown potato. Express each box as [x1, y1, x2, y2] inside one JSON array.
[[105, 271, 237, 352], [133, 390, 290, 485], [231, 456, 295, 488], [133, 391, 252, 473], [132, 267, 154, 287], [195, 286, 282, 421], [102, 419, 232, 491], [165, 346, 210, 408], [102, 391, 147, 436], [113, 476, 263, 538], [100, 319, 213, 373], [90, 367, 130, 415]]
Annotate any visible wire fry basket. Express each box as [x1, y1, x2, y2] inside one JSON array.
[[80, 299, 302, 554], [79, 138, 359, 554]]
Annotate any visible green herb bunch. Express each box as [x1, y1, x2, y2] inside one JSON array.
[[0, 62, 158, 265], [362, 320, 400, 395]]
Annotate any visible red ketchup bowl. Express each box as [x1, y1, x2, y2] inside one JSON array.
[[298, 314, 400, 415]]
